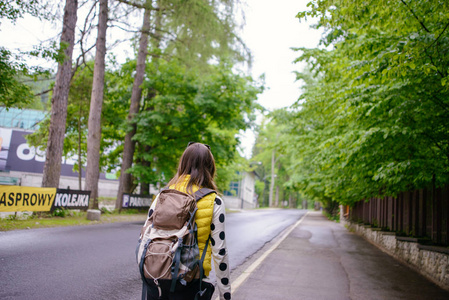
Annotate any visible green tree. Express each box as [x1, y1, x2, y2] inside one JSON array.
[[252, 113, 294, 207], [0, 49, 34, 108], [42, 0, 78, 188], [282, 0, 449, 209], [0, 0, 40, 22], [0, 0, 52, 109], [116, 0, 153, 210], [116, 0, 253, 209], [126, 59, 262, 193], [85, 0, 109, 209], [27, 63, 92, 187]]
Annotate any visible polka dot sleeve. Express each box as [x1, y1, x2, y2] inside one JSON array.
[[209, 196, 231, 300]]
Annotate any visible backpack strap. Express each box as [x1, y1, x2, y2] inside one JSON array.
[[141, 281, 148, 300], [195, 234, 211, 300], [170, 237, 184, 293], [194, 188, 216, 201]]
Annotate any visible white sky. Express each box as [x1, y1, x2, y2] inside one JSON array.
[[0, 0, 322, 158], [238, 0, 322, 157], [241, 0, 321, 111]]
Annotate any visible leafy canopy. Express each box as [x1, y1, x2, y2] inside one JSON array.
[[274, 0, 449, 205]]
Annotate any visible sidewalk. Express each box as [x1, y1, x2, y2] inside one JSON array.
[[232, 211, 449, 300]]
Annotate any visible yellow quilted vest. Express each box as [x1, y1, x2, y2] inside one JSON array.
[[170, 175, 215, 276]]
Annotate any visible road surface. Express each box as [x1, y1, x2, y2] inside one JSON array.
[[0, 209, 305, 299]]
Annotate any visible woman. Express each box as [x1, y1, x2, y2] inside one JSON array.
[[146, 142, 231, 300]]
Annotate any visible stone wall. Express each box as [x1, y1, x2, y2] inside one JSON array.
[[344, 220, 449, 291]]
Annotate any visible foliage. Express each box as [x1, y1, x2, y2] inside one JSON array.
[[4, 0, 260, 196], [215, 154, 251, 193], [251, 112, 294, 206], [0, 48, 35, 108], [123, 59, 263, 192], [26, 61, 128, 178], [254, 180, 265, 206], [26, 63, 93, 174], [279, 0, 449, 206], [323, 210, 340, 223], [151, 0, 250, 68], [0, 0, 56, 109], [0, 0, 40, 24], [52, 208, 69, 217]]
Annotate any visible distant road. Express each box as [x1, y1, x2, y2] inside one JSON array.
[[0, 209, 306, 300]]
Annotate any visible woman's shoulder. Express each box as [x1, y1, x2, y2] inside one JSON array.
[[213, 194, 226, 210]]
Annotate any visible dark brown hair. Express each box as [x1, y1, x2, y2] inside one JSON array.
[[167, 143, 218, 194]]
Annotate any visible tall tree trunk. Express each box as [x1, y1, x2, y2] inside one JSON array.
[[42, 0, 78, 188], [115, 2, 151, 210], [139, 2, 161, 197], [269, 149, 275, 207], [86, 0, 108, 209], [140, 154, 151, 195], [78, 104, 82, 190]]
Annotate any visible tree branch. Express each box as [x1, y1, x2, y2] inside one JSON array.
[[34, 88, 52, 97], [399, 0, 430, 33], [108, 23, 140, 33], [429, 21, 449, 49], [424, 48, 445, 78], [430, 94, 449, 113], [114, 0, 158, 10]]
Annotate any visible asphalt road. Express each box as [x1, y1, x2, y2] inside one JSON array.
[[0, 209, 305, 300]]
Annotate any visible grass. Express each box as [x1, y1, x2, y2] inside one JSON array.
[[323, 210, 340, 223], [0, 210, 147, 232]]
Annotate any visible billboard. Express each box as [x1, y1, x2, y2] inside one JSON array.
[[0, 185, 56, 212], [52, 189, 91, 211], [0, 186, 91, 212], [0, 128, 113, 180]]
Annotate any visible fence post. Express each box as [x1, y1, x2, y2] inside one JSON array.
[[407, 191, 413, 235], [398, 194, 401, 232], [431, 179, 442, 244], [442, 184, 448, 245], [446, 184, 449, 245], [417, 189, 426, 237], [393, 196, 397, 231], [386, 197, 394, 231]]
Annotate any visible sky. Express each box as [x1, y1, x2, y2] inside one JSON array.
[[0, 0, 322, 158], [238, 0, 322, 157], [241, 0, 321, 111]]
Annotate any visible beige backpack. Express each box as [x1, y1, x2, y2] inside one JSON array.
[[136, 188, 215, 299]]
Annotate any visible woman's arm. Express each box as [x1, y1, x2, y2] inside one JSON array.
[[210, 196, 231, 300]]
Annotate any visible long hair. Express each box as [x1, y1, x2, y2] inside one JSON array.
[[167, 143, 218, 193]]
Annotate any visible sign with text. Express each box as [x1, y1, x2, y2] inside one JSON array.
[[122, 194, 153, 208], [0, 185, 56, 212], [0, 127, 116, 180], [53, 189, 91, 211]]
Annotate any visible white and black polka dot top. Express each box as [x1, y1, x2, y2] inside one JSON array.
[[205, 195, 231, 300]]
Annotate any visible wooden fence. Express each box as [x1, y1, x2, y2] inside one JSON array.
[[349, 184, 449, 247]]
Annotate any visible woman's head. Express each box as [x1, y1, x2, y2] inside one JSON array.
[[168, 142, 217, 192]]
